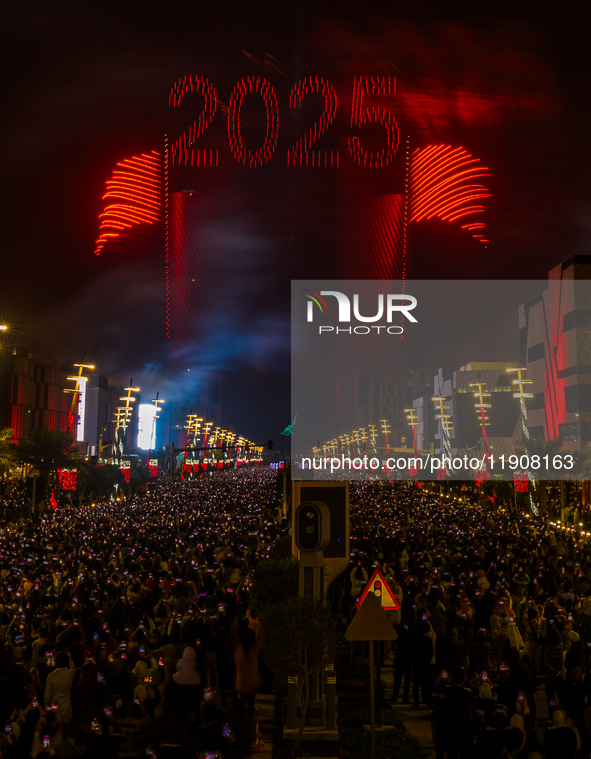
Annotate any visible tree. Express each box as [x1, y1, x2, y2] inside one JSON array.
[[249, 557, 299, 612], [0, 427, 16, 476], [480, 479, 514, 508], [16, 427, 77, 482], [268, 535, 293, 562], [260, 596, 338, 756], [128, 465, 146, 492], [72, 460, 95, 496], [91, 464, 124, 496]]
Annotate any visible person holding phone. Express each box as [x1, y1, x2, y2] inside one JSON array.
[[12, 700, 46, 758], [233, 622, 262, 717], [543, 706, 579, 759], [544, 627, 565, 711], [444, 668, 474, 759], [169, 646, 202, 730], [44, 651, 76, 724]]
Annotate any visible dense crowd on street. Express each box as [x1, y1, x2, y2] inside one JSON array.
[[1, 468, 591, 758], [0, 468, 283, 759], [345, 481, 591, 759]]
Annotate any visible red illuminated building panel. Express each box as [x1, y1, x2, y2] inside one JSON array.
[[8, 355, 36, 441], [0, 354, 73, 441], [34, 365, 70, 433], [57, 468, 78, 491]]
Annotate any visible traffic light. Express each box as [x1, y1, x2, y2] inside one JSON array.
[[294, 500, 330, 553], [268, 439, 274, 450], [373, 580, 382, 605]]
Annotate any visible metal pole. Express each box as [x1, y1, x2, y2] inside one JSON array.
[[560, 481, 565, 525], [287, 676, 298, 730], [376, 643, 381, 727], [310, 669, 319, 701], [169, 442, 175, 482], [282, 469, 287, 518], [515, 488, 518, 515], [0, 334, 4, 427], [369, 641, 376, 759], [325, 663, 336, 731]]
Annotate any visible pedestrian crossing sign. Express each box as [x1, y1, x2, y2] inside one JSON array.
[[356, 568, 399, 611]]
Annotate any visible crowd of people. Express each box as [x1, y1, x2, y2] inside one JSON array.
[[0, 468, 282, 759], [344, 481, 591, 759], [2, 467, 591, 759]]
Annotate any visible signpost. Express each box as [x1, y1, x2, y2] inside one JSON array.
[[346, 591, 397, 759], [354, 567, 399, 726]]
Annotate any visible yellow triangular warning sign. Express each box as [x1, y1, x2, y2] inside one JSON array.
[[356, 568, 399, 611]]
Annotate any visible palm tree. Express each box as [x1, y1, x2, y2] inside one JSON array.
[[0, 427, 16, 476], [16, 427, 78, 484]]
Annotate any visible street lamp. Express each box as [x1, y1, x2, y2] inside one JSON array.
[[183, 413, 203, 474], [65, 360, 95, 441], [433, 396, 454, 471], [113, 380, 140, 465], [380, 419, 391, 455], [507, 367, 537, 517], [404, 408, 419, 453], [470, 382, 491, 468], [0, 325, 16, 353]]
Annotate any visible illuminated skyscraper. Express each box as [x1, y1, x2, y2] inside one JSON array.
[[520, 256, 591, 450]]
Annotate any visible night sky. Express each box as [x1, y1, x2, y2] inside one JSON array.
[[1, 1, 590, 442]]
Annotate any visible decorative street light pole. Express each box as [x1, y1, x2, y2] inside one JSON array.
[[113, 380, 140, 468], [507, 367, 537, 516], [432, 396, 454, 471], [65, 358, 95, 443]]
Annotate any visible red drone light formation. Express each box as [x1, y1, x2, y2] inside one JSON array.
[[228, 76, 279, 167], [94, 151, 164, 255], [408, 145, 491, 245], [288, 76, 338, 167], [348, 77, 398, 168], [169, 75, 218, 167]]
